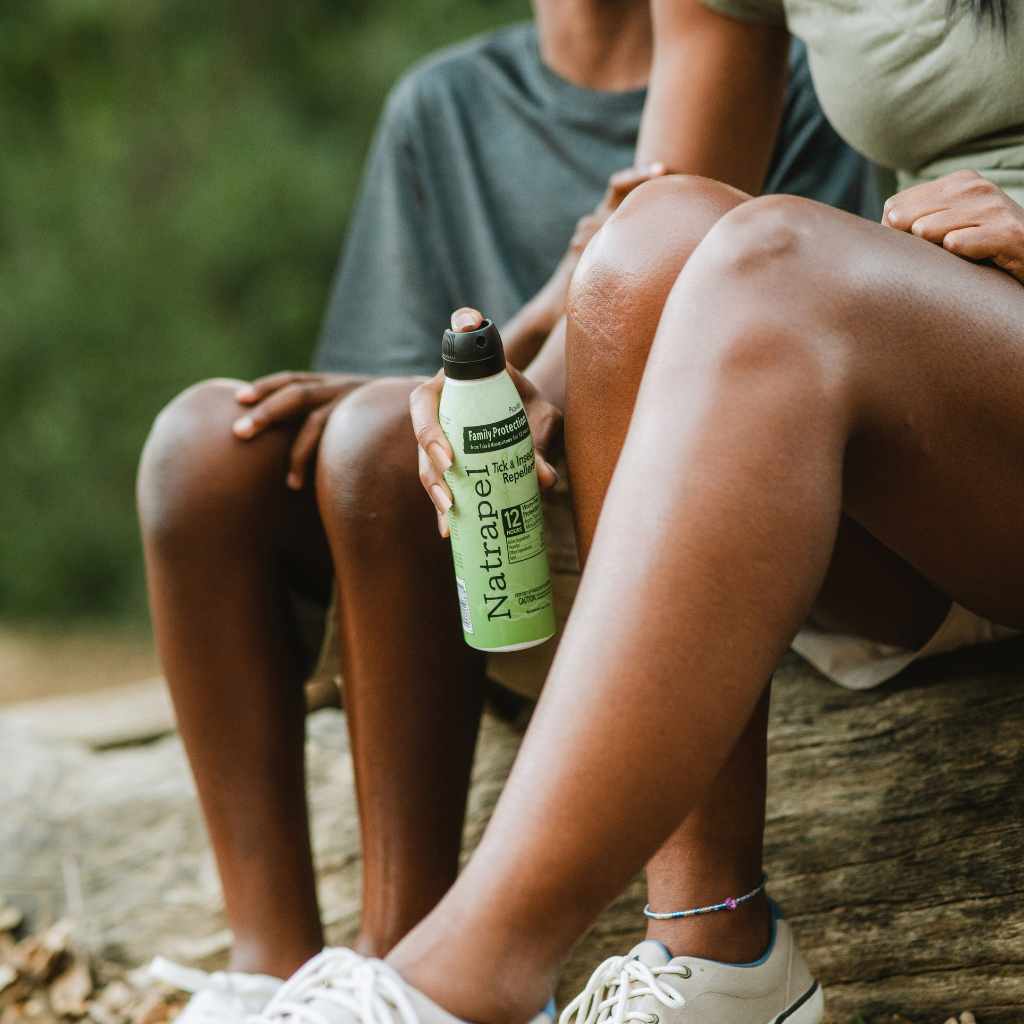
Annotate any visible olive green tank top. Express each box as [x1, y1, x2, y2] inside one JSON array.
[[700, 0, 1024, 203]]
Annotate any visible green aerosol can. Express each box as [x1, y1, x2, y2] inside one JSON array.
[[439, 319, 556, 652]]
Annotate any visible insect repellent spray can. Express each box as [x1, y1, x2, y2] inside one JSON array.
[[439, 319, 556, 652]]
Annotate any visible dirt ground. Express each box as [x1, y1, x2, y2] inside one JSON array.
[[0, 627, 158, 707]]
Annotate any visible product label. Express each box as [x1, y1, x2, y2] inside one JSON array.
[[463, 409, 530, 453], [501, 492, 544, 563], [455, 576, 473, 634], [440, 373, 556, 652]]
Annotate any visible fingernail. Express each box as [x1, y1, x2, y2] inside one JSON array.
[[452, 309, 478, 331], [287, 472, 302, 490], [429, 442, 452, 472], [438, 512, 449, 538], [886, 208, 900, 224], [430, 484, 452, 513], [650, 162, 665, 174], [233, 416, 254, 438], [236, 385, 256, 401]]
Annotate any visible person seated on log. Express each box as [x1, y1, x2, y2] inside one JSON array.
[[235, 0, 1022, 1023], [135, 0, 874, 1020]]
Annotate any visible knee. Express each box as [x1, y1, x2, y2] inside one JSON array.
[[661, 196, 854, 407], [572, 174, 750, 296], [691, 194, 853, 315], [634, 195, 860, 419], [315, 378, 422, 538], [137, 378, 263, 550], [695, 194, 821, 278], [566, 175, 748, 378]]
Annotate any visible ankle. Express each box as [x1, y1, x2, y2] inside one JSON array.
[[387, 921, 556, 1024], [228, 939, 321, 980], [352, 929, 401, 959], [356, 903, 451, 959], [644, 892, 773, 965]]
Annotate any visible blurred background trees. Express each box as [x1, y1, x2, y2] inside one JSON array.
[[0, 0, 527, 625]]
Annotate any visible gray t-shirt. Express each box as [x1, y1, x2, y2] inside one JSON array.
[[314, 23, 874, 376]]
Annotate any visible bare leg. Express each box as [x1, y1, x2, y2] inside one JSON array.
[[316, 379, 486, 956], [139, 380, 329, 978], [566, 179, 953, 959], [387, 181, 1024, 1024], [643, 518, 951, 959], [566, 177, 773, 962], [641, 690, 770, 960], [139, 377, 486, 972]]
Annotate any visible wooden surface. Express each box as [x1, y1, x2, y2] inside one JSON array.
[[762, 645, 1024, 1023], [2, 639, 1022, 1023]]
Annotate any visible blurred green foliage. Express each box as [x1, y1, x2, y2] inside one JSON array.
[[0, 0, 528, 622]]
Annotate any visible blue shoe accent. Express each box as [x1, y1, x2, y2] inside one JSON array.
[[542, 997, 557, 1019]]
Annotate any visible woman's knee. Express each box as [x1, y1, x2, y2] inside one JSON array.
[[689, 194, 860, 312], [137, 377, 278, 549], [694, 193, 823, 279], [566, 175, 749, 375], [315, 378, 424, 539], [651, 195, 858, 414]]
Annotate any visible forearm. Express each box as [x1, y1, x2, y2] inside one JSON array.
[[638, 0, 788, 194], [501, 261, 571, 370], [524, 316, 566, 411], [501, 303, 557, 370]]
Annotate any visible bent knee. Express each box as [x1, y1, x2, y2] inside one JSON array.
[[146, 378, 243, 449], [650, 197, 857, 410], [138, 377, 269, 546], [567, 176, 749, 372], [695, 196, 856, 357], [693, 194, 847, 293], [570, 176, 748, 304], [316, 377, 422, 526]]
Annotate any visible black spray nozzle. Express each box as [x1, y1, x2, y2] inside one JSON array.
[[441, 319, 506, 380]]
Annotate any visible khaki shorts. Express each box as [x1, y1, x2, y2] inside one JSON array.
[[307, 476, 1017, 697], [792, 604, 1018, 690]]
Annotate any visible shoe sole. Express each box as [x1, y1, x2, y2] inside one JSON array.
[[768, 981, 824, 1024]]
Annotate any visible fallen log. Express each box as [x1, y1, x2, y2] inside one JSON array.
[[551, 642, 1024, 1023], [2, 636, 1020, 1023]]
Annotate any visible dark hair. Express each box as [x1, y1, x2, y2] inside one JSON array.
[[950, 0, 1010, 30]]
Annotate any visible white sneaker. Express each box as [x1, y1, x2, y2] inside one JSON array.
[[256, 948, 554, 1024], [148, 956, 282, 1024], [560, 909, 823, 1024]]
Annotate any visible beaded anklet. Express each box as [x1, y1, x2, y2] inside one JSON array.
[[643, 874, 768, 920]]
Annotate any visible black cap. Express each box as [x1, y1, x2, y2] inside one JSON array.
[[442, 319, 506, 380]]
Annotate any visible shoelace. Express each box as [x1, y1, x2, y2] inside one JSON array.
[[559, 956, 689, 1024], [149, 957, 270, 1024], [257, 950, 417, 1024]]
